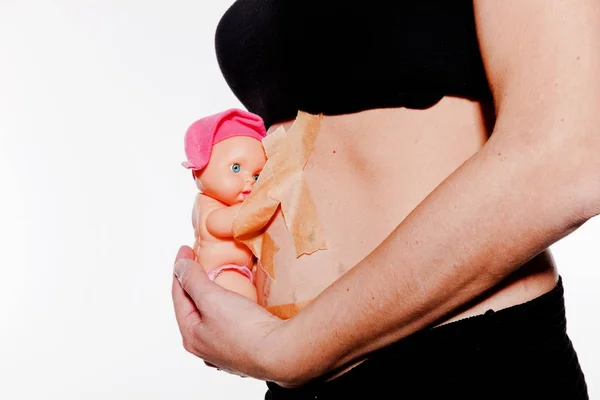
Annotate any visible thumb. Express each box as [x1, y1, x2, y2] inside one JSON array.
[[174, 258, 215, 310], [175, 245, 195, 263]]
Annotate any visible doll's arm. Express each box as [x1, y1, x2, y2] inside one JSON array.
[[205, 203, 243, 238], [267, 0, 600, 384]]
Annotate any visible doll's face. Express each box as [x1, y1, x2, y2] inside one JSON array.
[[195, 136, 266, 205]]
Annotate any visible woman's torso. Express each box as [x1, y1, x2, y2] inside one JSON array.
[[215, 0, 559, 373], [215, 0, 558, 319]]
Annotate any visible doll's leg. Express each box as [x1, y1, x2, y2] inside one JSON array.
[[209, 265, 257, 302], [214, 271, 257, 302]]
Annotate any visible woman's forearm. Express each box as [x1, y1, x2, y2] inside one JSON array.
[[276, 109, 600, 384]]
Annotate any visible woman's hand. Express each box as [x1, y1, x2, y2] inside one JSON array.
[[171, 245, 289, 382]]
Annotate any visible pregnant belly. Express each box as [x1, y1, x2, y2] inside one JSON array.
[[253, 98, 556, 319], [257, 149, 461, 314]]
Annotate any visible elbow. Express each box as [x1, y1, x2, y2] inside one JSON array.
[[572, 160, 600, 225], [542, 128, 600, 227], [205, 217, 233, 238], [206, 221, 231, 239], [496, 113, 600, 233]]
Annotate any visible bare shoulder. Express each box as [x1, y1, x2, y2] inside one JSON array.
[[196, 193, 223, 208], [474, 0, 600, 106]]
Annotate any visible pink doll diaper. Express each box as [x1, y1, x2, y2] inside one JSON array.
[[207, 264, 254, 283]]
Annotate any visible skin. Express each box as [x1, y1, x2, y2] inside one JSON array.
[[192, 136, 266, 302], [172, 0, 600, 387]]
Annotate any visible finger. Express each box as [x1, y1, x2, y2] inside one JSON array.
[[172, 245, 200, 327], [174, 258, 217, 311], [175, 245, 195, 263], [172, 274, 202, 335]]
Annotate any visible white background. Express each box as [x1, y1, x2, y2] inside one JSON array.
[[0, 1, 598, 399]]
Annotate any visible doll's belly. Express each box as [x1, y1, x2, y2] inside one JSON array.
[[256, 97, 557, 318], [196, 239, 253, 273]]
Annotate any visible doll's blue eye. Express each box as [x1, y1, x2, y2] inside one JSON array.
[[253, 174, 259, 182], [231, 163, 241, 173]]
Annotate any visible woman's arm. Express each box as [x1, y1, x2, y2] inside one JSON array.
[[273, 0, 600, 385]]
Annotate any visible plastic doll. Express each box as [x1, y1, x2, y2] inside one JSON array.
[[181, 108, 267, 302]]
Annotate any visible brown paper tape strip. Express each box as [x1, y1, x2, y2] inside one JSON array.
[[259, 232, 279, 280], [233, 111, 327, 279], [266, 299, 313, 320]]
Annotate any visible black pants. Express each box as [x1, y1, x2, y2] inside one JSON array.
[[265, 277, 588, 399]]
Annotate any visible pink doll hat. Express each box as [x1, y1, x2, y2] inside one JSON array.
[[182, 108, 267, 171]]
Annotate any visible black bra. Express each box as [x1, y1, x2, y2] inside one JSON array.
[[215, 0, 492, 128]]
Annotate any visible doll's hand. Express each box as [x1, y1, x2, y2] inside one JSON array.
[[171, 246, 291, 382]]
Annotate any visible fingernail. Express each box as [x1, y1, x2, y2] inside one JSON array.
[[174, 259, 189, 283]]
